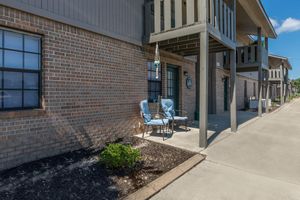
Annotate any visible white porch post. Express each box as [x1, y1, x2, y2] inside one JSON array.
[[230, 0, 237, 132], [230, 50, 237, 132], [266, 72, 270, 113], [265, 37, 270, 113], [257, 27, 263, 117], [199, 31, 209, 148], [280, 63, 284, 105]]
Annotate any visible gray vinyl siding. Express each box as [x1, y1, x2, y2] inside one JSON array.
[[0, 0, 145, 45]]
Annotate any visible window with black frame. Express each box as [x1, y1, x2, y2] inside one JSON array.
[[0, 29, 41, 111], [147, 62, 162, 102]]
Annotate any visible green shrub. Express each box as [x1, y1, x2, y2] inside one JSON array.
[[100, 143, 141, 169]]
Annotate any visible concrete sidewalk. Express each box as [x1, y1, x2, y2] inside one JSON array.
[[137, 111, 257, 153], [152, 99, 300, 200]]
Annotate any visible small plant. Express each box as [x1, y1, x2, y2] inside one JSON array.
[[100, 143, 141, 169]]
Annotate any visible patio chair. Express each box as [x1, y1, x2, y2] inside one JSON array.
[[139, 100, 169, 140], [161, 99, 188, 134]]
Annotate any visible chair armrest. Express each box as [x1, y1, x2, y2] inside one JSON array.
[[155, 113, 170, 125], [140, 111, 151, 123], [156, 112, 169, 119]]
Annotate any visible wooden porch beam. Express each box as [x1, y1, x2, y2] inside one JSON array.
[[230, 0, 237, 132], [257, 27, 263, 117], [280, 63, 284, 105], [199, 31, 209, 148], [266, 70, 270, 113], [230, 49, 237, 132]]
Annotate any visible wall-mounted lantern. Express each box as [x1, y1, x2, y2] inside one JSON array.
[[154, 42, 160, 80]]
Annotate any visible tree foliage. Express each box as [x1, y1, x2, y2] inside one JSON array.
[[292, 78, 300, 93]]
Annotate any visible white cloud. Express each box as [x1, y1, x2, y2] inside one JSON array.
[[270, 18, 279, 28], [275, 17, 300, 34]]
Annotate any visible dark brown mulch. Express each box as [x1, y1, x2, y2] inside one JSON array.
[[0, 137, 195, 200]]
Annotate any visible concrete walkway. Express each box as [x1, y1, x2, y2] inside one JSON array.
[[138, 111, 258, 153], [152, 99, 300, 200]]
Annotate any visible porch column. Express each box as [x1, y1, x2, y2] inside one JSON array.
[[287, 70, 290, 99], [230, 0, 237, 132], [230, 50, 237, 132], [266, 71, 270, 113], [280, 63, 284, 105], [199, 31, 209, 148], [275, 84, 278, 100], [265, 37, 270, 113], [284, 68, 288, 102], [257, 27, 263, 117]]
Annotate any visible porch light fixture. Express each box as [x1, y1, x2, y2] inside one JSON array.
[[154, 42, 161, 80]]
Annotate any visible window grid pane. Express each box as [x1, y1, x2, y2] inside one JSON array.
[[0, 29, 41, 111], [24, 53, 40, 70], [4, 31, 23, 50], [24, 35, 40, 53], [3, 71, 22, 89], [4, 50, 23, 69], [147, 61, 162, 102]]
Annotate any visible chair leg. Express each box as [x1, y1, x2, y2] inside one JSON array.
[[172, 121, 174, 134], [145, 125, 149, 137], [167, 123, 170, 133], [162, 126, 165, 141], [185, 120, 188, 132]]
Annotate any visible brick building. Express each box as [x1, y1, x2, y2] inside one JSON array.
[[0, 0, 287, 170]]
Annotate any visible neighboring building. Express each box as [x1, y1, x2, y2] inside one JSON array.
[[0, 0, 279, 170], [268, 55, 292, 104]]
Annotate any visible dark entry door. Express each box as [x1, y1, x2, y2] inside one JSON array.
[[224, 77, 229, 111], [167, 65, 179, 112]]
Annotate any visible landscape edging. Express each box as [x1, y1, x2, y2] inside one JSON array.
[[123, 154, 205, 200]]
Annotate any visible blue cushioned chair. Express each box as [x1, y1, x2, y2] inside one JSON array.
[[139, 100, 169, 140], [161, 99, 188, 134]]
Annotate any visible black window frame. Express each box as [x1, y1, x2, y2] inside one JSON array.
[[0, 28, 42, 111], [147, 61, 162, 103]]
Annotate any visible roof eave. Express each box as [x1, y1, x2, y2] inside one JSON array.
[[257, 0, 277, 39]]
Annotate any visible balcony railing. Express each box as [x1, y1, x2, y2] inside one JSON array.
[[236, 44, 269, 70], [208, 0, 235, 41], [269, 69, 282, 81], [144, 0, 235, 43]]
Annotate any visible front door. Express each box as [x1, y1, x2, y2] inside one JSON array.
[[167, 65, 179, 113]]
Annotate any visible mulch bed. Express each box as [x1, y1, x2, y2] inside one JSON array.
[[0, 137, 195, 200]]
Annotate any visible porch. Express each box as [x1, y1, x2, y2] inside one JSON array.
[[143, 0, 276, 149], [137, 111, 257, 153], [268, 55, 292, 105]]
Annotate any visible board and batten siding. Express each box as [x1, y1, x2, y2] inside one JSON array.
[[0, 0, 145, 45]]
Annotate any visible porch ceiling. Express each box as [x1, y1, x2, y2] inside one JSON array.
[[269, 55, 292, 70], [156, 34, 232, 57], [237, 0, 276, 38]]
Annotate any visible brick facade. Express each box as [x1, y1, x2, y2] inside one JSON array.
[[0, 5, 259, 171], [215, 53, 259, 114], [0, 6, 196, 171]]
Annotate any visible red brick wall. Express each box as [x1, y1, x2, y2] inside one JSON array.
[[0, 6, 195, 170]]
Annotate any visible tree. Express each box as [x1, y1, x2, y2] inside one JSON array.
[[292, 78, 300, 93]]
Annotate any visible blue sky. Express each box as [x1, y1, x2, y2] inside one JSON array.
[[262, 0, 300, 79]]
